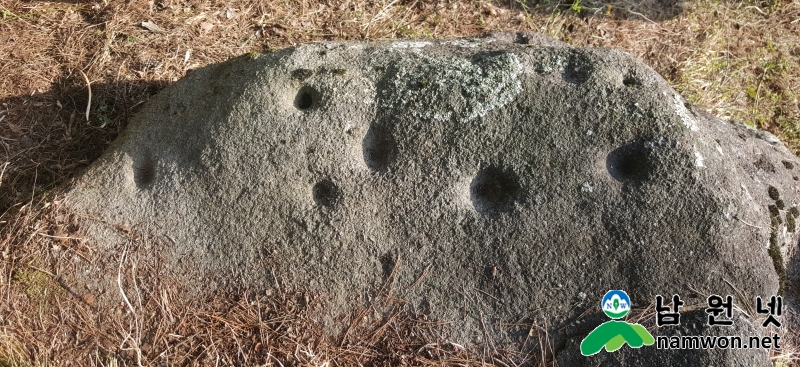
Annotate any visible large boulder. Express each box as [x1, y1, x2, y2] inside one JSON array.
[[65, 33, 797, 364]]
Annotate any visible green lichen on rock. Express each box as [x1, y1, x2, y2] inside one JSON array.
[[768, 204, 780, 218], [782, 160, 794, 170], [291, 68, 315, 81], [790, 207, 799, 217], [786, 213, 795, 232], [767, 233, 786, 296], [776, 199, 785, 210], [768, 185, 780, 201], [379, 52, 522, 123]]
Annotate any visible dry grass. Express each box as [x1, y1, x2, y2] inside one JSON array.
[[1, 0, 799, 365]]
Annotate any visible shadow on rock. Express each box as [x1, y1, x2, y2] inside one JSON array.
[[0, 75, 166, 214]]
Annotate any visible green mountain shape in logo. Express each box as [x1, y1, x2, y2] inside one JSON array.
[[580, 321, 655, 356]]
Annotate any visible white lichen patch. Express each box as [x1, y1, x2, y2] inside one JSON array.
[[673, 94, 699, 132], [390, 41, 432, 49], [694, 151, 705, 168], [533, 54, 565, 74], [380, 52, 522, 123], [581, 182, 594, 193], [358, 76, 376, 105], [645, 137, 668, 149], [441, 38, 493, 48]]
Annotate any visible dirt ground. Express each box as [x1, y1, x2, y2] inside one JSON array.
[[1, 0, 799, 365]]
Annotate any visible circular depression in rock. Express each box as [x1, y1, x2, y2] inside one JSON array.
[[362, 125, 397, 172], [294, 86, 318, 110], [606, 143, 652, 182], [133, 154, 155, 189], [313, 179, 340, 207], [561, 54, 593, 84], [623, 75, 642, 87], [470, 166, 521, 214]]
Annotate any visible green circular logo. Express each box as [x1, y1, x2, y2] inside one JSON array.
[[601, 290, 631, 319]]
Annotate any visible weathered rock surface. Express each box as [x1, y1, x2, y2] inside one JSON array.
[[66, 33, 798, 364]]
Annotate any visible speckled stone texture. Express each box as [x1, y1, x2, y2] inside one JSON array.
[[66, 33, 797, 365]]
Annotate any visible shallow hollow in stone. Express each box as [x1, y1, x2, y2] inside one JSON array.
[[312, 179, 340, 207], [606, 143, 652, 183], [362, 125, 397, 172], [623, 75, 642, 87], [561, 54, 593, 84], [294, 86, 318, 110], [470, 166, 521, 214], [133, 153, 155, 189]]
